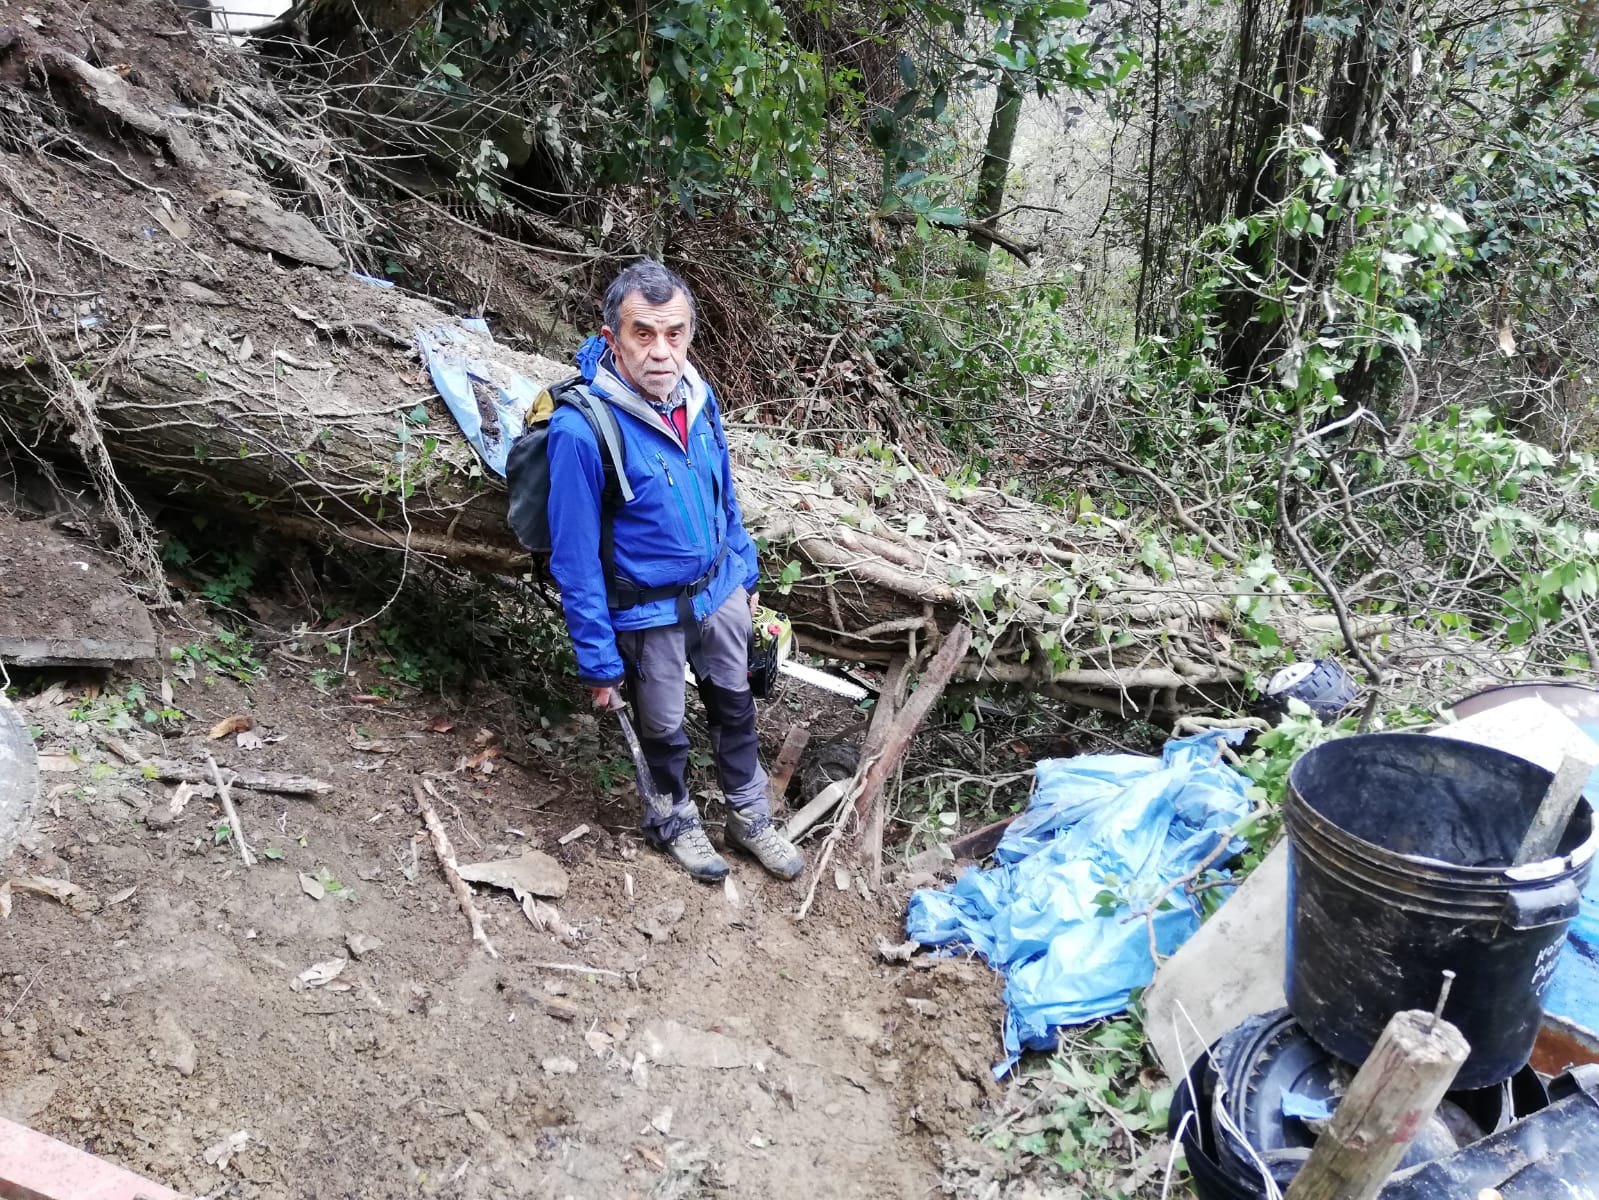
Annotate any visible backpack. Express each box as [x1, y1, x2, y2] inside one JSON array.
[[505, 376, 632, 560]]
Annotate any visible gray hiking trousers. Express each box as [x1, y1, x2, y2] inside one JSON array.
[[615, 586, 770, 842]]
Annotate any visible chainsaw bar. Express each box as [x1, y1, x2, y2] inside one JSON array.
[[777, 659, 868, 701]]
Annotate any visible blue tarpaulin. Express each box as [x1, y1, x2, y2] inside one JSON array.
[[907, 731, 1252, 1075], [416, 322, 542, 478]]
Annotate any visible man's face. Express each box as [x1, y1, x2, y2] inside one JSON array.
[[602, 289, 694, 402]]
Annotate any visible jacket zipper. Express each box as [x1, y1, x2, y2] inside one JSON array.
[[686, 458, 717, 550], [656, 452, 703, 554]]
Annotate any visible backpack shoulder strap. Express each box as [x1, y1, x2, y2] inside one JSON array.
[[554, 379, 634, 504], [551, 377, 628, 609]]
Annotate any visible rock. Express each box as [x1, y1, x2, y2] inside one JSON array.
[[0, 509, 157, 666], [542, 997, 582, 1022], [540, 1056, 578, 1075], [207, 194, 341, 270], [49, 1036, 71, 1062], [840, 1011, 881, 1043], [0, 1075, 58, 1120], [177, 280, 227, 305], [455, 851, 569, 901], [633, 898, 686, 943], [150, 1011, 197, 1077], [144, 806, 175, 831], [345, 932, 382, 959]]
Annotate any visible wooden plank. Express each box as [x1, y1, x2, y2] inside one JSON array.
[[765, 726, 811, 815], [949, 814, 1018, 862], [0, 1116, 182, 1200]]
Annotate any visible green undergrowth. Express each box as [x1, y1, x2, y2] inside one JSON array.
[[979, 1008, 1174, 1197]]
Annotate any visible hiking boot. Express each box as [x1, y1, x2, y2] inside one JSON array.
[[725, 808, 804, 881], [658, 822, 729, 883]]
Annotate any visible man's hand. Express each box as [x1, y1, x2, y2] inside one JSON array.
[[590, 685, 617, 709], [748, 590, 760, 618]]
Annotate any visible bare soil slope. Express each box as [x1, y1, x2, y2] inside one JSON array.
[[1, 601, 1006, 1198]]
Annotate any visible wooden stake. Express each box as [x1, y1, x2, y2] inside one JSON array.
[[205, 754, 254, 868], [414, 783, 498, 959], [1284, 1009, 1469, 1200], [765, 726, 811, 815], [1514, 753, 1592, 866]]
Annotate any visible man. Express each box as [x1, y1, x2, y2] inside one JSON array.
[[546, 261, 805, 883]]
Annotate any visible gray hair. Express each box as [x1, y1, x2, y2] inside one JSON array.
[[602, 260, 697, 334]]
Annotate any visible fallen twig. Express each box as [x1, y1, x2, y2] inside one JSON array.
[[853, 626, 973, 885], [206, 754, 254, 868], [530, 961, 627, 979], [141, 760, 331, 796], [414, 783, 498, 959]]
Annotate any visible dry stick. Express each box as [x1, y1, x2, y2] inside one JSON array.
[[1284, 1008, 1469, 1200], [1276, 426, 1385, 689], [853, 626, 974, 886], [1514, 753, 1593, 866], [142, 759, 332, 796], [413, 783, 498, 960], [205, 754, 254, 868], [859, 652, 913, 882]]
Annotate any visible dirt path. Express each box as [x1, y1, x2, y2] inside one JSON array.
[[0, 612, 1004, 1199]]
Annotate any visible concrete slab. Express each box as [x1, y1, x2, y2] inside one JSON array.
[[0, 510, 155, 666], [0, 1116, 182, 1200]]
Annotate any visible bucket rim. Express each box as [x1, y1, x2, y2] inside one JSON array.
[[1285, 734, 1599, 879], [1286, 788, 1599, 883]]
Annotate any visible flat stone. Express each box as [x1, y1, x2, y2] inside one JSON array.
[[149, 1011, 197, 1077], [208, 193, 341, 270], [176, 280, 227, 305], [455, 851, 568, 901], [0, 510, 156, 666]]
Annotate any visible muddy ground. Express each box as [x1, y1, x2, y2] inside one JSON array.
[[0, 594, 1015, 1200]]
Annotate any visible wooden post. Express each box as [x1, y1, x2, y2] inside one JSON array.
[[1284, 1009, 1469, 1200], [765, 726, 811, 815]]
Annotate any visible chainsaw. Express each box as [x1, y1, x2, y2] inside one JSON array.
[[747, 606, 867, 701]]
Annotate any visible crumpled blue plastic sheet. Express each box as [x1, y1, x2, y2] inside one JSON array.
[[1544, 717, 1599, 1035], [1281, 1089, 1336, 1122], [906, 731, 1251, 1077], [416, 321, 542, 478]]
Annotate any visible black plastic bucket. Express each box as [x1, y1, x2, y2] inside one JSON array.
[[1284, 733, 1597, 1089]]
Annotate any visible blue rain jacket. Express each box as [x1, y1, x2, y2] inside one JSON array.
[[547, 337, 760, 686]]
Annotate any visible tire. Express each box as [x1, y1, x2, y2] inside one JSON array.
[[0, 692, 38, 863]]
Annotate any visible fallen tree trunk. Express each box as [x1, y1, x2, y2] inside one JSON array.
[[0, 33, 1282, 703]]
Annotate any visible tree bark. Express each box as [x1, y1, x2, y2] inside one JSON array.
[[964, 69, 1025, 281]]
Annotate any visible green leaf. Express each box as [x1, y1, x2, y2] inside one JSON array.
[[262, 847, 283, 860], [438, 62, 463, 80], [648, 74, 667, 110], [896, 52, 917, 90]]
